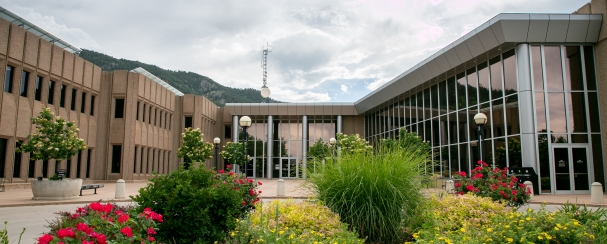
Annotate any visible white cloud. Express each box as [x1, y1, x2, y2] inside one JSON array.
[[340, 84, 348, 93], [2, 0, 591, 103]]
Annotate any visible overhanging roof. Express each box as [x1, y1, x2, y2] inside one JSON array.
[[131, 67, 184, 96], [0, 6, 82, 54], [225, 103, 358, 116], [354, 13, 603, 113]]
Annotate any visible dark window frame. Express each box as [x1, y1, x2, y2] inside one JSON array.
[[48, 81, 55, 104], [4, 65, 13, 93], [115, 98, 125, 118], [20, 70, 29, 97], [81, 92, 86, 113], [59, 84, 66, 107], [34, 76, 42, 101], [70, 88, 77, 110], [111, 145, 122, 173]]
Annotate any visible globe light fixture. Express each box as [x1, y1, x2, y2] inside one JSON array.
[[213, 137, 220, 170], [239, 116, 252, 176], [474, 113, 488, 162]]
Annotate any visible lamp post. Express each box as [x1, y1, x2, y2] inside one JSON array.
[[213, 137, 220, 170], [474, 113, 488, 163], [329, 137, 336, 162], [239, 116, 252, 176]]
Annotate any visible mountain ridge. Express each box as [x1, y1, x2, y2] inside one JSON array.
[[79, 49, 281, 107]]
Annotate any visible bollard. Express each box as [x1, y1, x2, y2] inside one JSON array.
[[277, 179, 285, 196], [524, 181, 534, 200], [445, 180, 454, 193], [115, 179, 126, 199], [591, 182, 604, 204]]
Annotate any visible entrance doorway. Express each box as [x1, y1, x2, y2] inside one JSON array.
[[280, 158, 298, 178], [551, 145, 591, 194]]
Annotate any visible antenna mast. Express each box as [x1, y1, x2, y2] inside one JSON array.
[[260, 43, 271, 101]]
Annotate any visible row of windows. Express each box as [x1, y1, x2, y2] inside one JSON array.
[[133, 146, 171, 175], [118, 100, 172, 130], [4, 65, 96, 116]]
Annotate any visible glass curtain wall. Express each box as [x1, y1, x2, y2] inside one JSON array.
[[365, 48, 521, 178]]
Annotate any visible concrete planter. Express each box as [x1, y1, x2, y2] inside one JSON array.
[[31, 179, 83, 200]]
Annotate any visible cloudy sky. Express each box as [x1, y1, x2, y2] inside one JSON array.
[[2, 0, 590, 103]]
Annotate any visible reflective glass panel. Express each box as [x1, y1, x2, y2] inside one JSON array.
[[417, 92, 423, 122], [552, 134, 568, 143], [431, 84, 438, 118], [458, 109, 468, 143], [467, 67, 478, 107], [490, 56, 503, 99], [531, 45, 544, 90], [568, 92, 587, 133], [535, 92, 547, 132], [508, 136, 522, 168], [505, 95, 520, 135], [492, 98, 505, 137], [447, 77, 457, 111], [460, 144, 469, 173], [537, 133, 551, 193], [592, 135, 605, 187], [494, 137, 507, 168], [448, 113, 457, 145], [439, 81, 447, 115], [544, 46, 564, 91], [457, 72, 467, 109], [565, 46, 584, 91], [478, 62, 490, 104], [503, 49, 517, 95], [588, 92, 600, 132], [450, 145, 459, 172], [424, 88, 431, 119], [548, 92, 567, 133], [584, 46, 597, 90]]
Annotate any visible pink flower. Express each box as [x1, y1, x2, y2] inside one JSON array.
[[465, 185, 475, 192], [82, 241, 94, 244], [148, 236, 156, 242], [120, 227, 133, 237], [147, 227, 157, 235], [95, 234, 107, 244], [219, 169, 225, 174], [258, 182, 262, 185], [57, 227, 75, 239], [454, 182, 461, 188], [70, 213, 80, 219], [76, 207, 86, 213], [258, 190, 262, 194], [118, 214, 129, 224], [226, 164, 232, 169], [228, 172, 234, 176], [37, 234, 53, 244]]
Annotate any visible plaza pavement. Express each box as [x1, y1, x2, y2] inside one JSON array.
[[1, 179, 607, 243]]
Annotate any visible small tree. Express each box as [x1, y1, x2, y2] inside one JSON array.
[[308, 138, 330, 161], [18, 107, 87, 178], [220, 142, 249, 168], [177, 128, 213, 169], [335, 133, 372, 155]]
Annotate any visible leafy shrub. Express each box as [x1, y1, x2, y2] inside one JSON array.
[[132, 165, 259, 243], [335, 133, 372, 155], [39, 202, 161, 244], [453, 160, 531, 208], [414, 206, 595, 243], [225, 200, 364, 243], [307, 144, 429, 243], [420, 194, 514, 232], [177, 127, 213, 169], [559, 202, 607, 242]]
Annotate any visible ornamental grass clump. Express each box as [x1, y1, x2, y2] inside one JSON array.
[[453, 160, 531, 208], [307, 139, 429, 243], [225, 200, 363, 243], [39, 202, 161, 244], [132, 165, 260, 243]]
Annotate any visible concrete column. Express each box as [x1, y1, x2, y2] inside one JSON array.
[[302, 115, 308, 179], [337, 115, 342, 134], [591, 182, 604, 204], [266, 115, 273, 179], [232, 115, 239, 143], [445, 180, 455, 193], [516, 44, 538, 171]]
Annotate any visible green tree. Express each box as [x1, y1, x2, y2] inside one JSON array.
[[335, 133, 372, 155], [308, 139, 331, 161], [220, 142, 248, 167], [177, 128, 213, 169], [18, 107, 87, 178]]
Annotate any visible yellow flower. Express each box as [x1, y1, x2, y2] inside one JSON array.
[[460, 228, 466, 232], [236, 218, 239, 223], [279, 230, 284, 235], [486, 228, 492, 233], [526, 217, 531, 221], [231, 232, 235, 237], [538, 235, 543, 240], [507, 238, 513, 243], [555, 227, 560, 231]]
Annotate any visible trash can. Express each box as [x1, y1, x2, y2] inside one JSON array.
[[508, 167, 539, 195]]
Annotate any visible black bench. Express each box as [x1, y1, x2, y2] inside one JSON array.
[[80, 184, 104, 196]]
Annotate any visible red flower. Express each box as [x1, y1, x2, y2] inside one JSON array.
[[228, 172, 234, 176], [258, 190, 262, 194], [70, 213, 80, 219], [118, 214, 129, 224], [258, 182, 262, 185], [454, 182, 461, 188], [226, 164, 232, 169], [148, 236, 156, 242], [89, 202, 103, 212], [120, 227, 133, 237], [219, 169, 225, 174], [465, 185, 475, 192], [57, 228, 75, 239], [511, 190, 518, 195], [249, 189, 256, 196], [153, 213, 163, 222], [37, 234, 53, 244], [103, 203, 113, 213], [147, 227, 157, 235], [95, 234, 107, 244], [75, 222, 90, 233], [76, 207, 86, 213], [472, 173, 483, 179], [457, 171, 467, 177], [242, 200, 246, 206]]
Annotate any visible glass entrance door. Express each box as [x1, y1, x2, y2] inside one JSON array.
[[552, 145, 591, 194], [280, 158, 298, 178]]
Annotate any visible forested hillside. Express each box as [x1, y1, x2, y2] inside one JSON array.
[[79, 49, 281, 107]]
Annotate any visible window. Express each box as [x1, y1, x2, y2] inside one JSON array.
[[154, 109, 157, 126], [169, 114, 172, 130], [185, 116, 192, 128], [134, 147, 138, 174], [59, 84, 66, 107], [148, 106, 152, 124], [81, 92, 86, 113], [225, 125, 232, 139], [4, 65, 13, 93], [70, 88, 77, 110], [28, 159, 35, 178], [142, 104, 147, 122], [48, 81, 55, 104], [34, 76, 42, 101], [20, 71, 29, 97], [13, 141, 21, 177], [111, 145, 122, 173], [136, 102, 139, 120], [42, 160, 48, 178], [86, 149, 91, 178], [115, 98, 124, 118], [77, 150, 82, 178], [66, 158, 71, 178], [90, 95, 95, 115], [0, 138, 6, 177]]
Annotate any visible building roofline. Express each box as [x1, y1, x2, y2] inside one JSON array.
[[130, 67, 185, 96], [0, 6, 82, 55], [354, 13, 603, 114]]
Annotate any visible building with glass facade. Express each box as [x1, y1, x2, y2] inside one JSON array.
[[2, 1, 607, 195]]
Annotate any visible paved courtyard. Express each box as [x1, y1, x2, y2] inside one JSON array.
[[1, 179, 606, 243]]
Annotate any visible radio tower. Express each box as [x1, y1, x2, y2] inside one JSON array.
[[260, 43, 271, 102]]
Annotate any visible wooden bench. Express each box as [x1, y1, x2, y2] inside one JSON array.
[[80, 184, 104, 196]]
